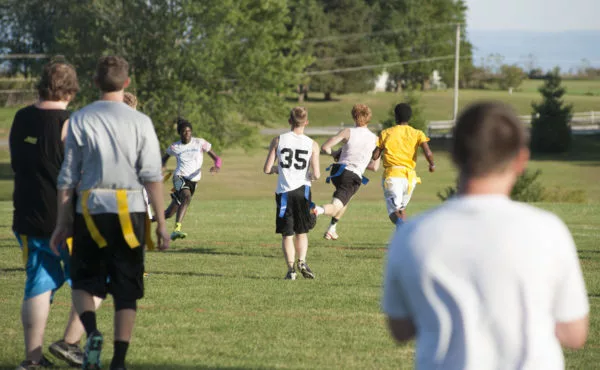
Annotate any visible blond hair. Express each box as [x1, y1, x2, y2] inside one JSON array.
[[351, 104, 371, 126], [123, 92, 138, 109], [289, 106, 308, 127]]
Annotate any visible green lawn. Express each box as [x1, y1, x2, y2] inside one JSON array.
[[1, 136, 600, 368], [1, 81, 599, 132]]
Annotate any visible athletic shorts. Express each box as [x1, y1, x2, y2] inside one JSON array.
[[330, 164, 362, 206], [275, 185, 316, 236], [71, 213, 146, 301], [171, 176, 197, 204], [382, 177, 418, 215], [15, 233, 71, 301]]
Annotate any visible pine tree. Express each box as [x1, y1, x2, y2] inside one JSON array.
[[530, 68, 573, 153]]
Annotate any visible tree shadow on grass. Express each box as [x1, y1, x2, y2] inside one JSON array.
[[0, 365, 278, 370], [147, 270, 225, 279], [0, 267, 24, 273], [166, 247, 279, 259]]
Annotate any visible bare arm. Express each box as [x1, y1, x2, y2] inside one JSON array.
[[61, 119, 69, 143], [207, 149, 221, 174], [161, 153, 170, 167], [555, 317, 589, 349], [321, 128, 350, 155], [387, 317, 416, 343], [420, 142, 435, 172], [310, 141, 321, 180], [50, 188, 75, 254], [144, 181, 170, 250], [372, 147, 382, 161], [263, 137, 279, 175], [366, 157, 380, 172]]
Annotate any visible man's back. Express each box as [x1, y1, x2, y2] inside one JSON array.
[[383, 195, 588, 369], [59, 100, 162, 215], [276, 131, 313, 194], [338, 126, 377, 177], [378, 125, 428, 178]]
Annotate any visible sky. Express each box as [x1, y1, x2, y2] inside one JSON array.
[[466, 0, 600, 31]]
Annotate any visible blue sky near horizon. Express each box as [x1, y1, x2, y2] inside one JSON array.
[[466, 0, 600, 31], [465, 0, 600, 70]]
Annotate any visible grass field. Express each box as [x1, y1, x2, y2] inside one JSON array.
[[1, 79, 599, 132], [1, 135, 600, 368]]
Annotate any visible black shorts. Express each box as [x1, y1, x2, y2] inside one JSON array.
[[330, 164, 362, 205], [172, 176, 197, 204], [275, 185, 316, 236], [71, 213, 146, 301]]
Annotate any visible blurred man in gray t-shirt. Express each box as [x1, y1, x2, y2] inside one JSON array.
[[51, 55, 169, 369]]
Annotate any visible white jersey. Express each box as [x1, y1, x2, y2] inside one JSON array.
[[166, 137, 212, 182], [338, 126, 377, 177], [382, 195, 589, 370], [276, 132, 313, 194]]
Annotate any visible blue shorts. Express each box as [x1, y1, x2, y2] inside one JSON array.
[[15, 234, 71, 301]]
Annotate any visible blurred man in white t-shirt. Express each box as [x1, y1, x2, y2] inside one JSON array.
[[162, 118, 222, 240], [382, 101, 589, 369]]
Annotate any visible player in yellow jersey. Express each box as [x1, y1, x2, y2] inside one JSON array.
[[372, 103, 435, 226]]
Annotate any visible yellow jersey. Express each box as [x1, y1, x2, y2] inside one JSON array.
[[376, 125, 429, 179]]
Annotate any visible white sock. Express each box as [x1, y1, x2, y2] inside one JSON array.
[[328, 223, 337, 232], [315, 206, 325, 216]]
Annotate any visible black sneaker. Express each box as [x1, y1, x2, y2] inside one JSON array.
[[15, 355, 55, 369], [284, 270, 297, 280], [82, 331, 103, 370], [49, 340, 83, 367], [297, 260, 315, 279]]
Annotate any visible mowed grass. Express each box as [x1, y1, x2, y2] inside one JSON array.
[[1, 136, 600, 368], [1, 79, 599, 131]]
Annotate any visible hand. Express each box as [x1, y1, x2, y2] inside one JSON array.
[[155, 223, 170, 251], [50, 223, 73, 256], [429, 164, 435, 173], [332, 149, 341, 162], [209, 166, 220, 174]]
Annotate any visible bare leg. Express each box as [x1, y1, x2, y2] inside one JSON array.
[[22, 291, 52, 362], [294, 233, 308, 262], [72, 289, 97, 317], [164, 199, 179, 219], [322, 198, 344, 217], [175, 189, 192, 224], [281, 235, 295, 271], [63, 296, 103, 344], [114, 309, 136, 342], [333, 204, 349, 220]]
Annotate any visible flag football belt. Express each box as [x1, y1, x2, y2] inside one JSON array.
[[386, 166, 421, 194], [80, 189, 154, 250], [325, 164, 369, 185]]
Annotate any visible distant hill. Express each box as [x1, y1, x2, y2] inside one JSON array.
[[468, 30, 600, 72]]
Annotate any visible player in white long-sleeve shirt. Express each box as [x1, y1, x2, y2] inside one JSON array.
[[313, 104, 380, 240], [382, 101, 589, 370], [263, 107, 321, 280]]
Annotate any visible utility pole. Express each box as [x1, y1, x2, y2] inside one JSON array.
[[453, 23, 461, 122]]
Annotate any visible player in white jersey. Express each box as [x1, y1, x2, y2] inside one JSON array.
[[382, 102, 589, 369], [263, 107, 321, 280], [312, 104, 380, 240], [162, 118, 222, 240]]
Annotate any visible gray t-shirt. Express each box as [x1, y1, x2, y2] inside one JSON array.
[[58, 100, 162, 214]]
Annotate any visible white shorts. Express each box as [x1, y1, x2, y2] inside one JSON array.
[[382, 177, 417, 215]]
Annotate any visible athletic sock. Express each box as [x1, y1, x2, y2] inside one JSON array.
[[174, 222, 182, 232], [110, 341, 129, 369], [314, 206, 325, 216], [79, 311, 97, 337], [329, 217, 339, 231]]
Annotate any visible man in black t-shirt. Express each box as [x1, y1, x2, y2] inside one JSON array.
[[10, 60, 90, 369]]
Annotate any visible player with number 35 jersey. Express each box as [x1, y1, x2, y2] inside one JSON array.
[[264, 107, 320, 280]]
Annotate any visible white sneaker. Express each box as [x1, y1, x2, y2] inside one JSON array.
[[324, 230, 339, 240]]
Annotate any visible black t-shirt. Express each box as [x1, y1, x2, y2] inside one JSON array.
[[10, 105, 70, 237]]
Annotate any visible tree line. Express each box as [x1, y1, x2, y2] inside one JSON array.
[[0, 0, 472, 148]]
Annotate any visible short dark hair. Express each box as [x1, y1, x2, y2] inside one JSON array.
[[452, 101, 529, 177], [394, 103, 412, 123], [95, 55, 129, 92], [36, 60, 79, 101], [177, 117, 192, 134]]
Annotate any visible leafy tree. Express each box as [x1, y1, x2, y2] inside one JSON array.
[[369, 0, 473, 91], [2, 0, 310, 150], [307, 0, 383, 100], [499, 64, 525, 91], [531, 68, 573, 153]]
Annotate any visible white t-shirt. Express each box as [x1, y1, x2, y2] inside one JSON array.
[[166, 137, 212, 182], [338, 126, 377, 178], [382, 195, 589, 370], [276, 132, 313, 194]]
